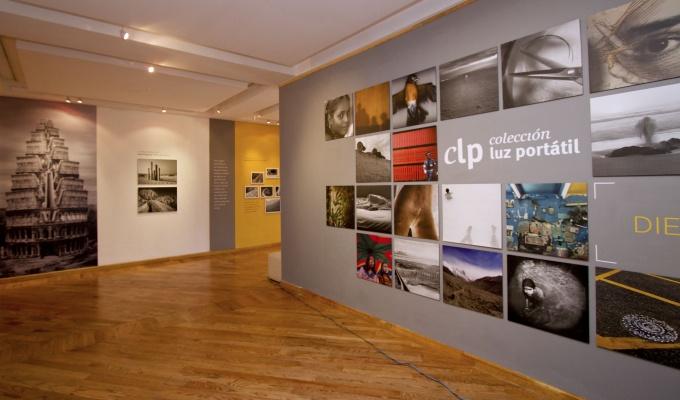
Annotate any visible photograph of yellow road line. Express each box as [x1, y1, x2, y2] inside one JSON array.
[[596, 267, 679, 370]]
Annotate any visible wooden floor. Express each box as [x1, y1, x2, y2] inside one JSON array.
[[0, 246, 578, 400]]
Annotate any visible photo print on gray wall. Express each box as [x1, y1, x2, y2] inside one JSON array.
[[355, 82, 390, 135], [356, 233, 393, 287], [501, 19, 583, 109], [391, 67, 437, 129], [442, 184, 502, 249], [393, 238, 440, 300], [442, 245, 503, 318], [326, 185, 355, 229], [138, 187, 177, 213], [356, 132, 391, 183], [588, 0, 680, 93], [324, 93, 354, 141], [394, 184, 439, 240], [506, 183, 588, 260], [507, 255, 589, 343], [355, 185, 391, 234], [0, 97, 98, 278], [591, 82, 680, 177], [596, 266, 680, 370], [440, 47, 499, 120], [137, 159, 177, 185]]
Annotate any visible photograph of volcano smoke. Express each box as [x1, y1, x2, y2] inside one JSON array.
[[391, 67, 437, 129], [591, 82, 680, 177], [507, 255, 589, 343], [501, 19, 583, 109], [355, 82, 390, 135], [440, 47, 499, 120], [588, 0, 680, 93], [443, 245, 503, 318], [596, 267, 680, 370]]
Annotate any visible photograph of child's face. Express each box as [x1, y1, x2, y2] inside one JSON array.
[[325, 94, 353, 140]]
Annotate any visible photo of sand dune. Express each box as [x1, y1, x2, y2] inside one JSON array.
[[138, 187, 177, 213], [394, 238, 440, 300], [356, 185, 391, 234], [443, 245, 503, 318]]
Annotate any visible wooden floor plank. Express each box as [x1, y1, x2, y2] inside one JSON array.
[[0, 246, 579, 399]]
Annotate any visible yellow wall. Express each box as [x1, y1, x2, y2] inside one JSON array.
[[235, 121, 281, 248]]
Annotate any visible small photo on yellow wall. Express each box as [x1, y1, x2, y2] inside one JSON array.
[[265, 198, 281, 213], [266, 167, 279, 178], [261, 186, 274, 198], [245, 186, 259, 199], [251, 172, 264, 184]]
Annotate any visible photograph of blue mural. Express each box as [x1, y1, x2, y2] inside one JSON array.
[[508, 255, 589, 343], [506, 183, 588, 260], [442, 245, 503, 318], [596, 267, 680, 370]]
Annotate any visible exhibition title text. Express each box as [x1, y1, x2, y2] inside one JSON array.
[[444, 128, 580, 170]]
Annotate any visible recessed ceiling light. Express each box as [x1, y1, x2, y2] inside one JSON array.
[[266, 121, 271, 125], [65, 97, 71, 103], [76, 98, 83, 104], [147, 66, 155, 73], [161, 107, 167, 113], [120, 28, 130, 40], [216, 110, 222, 114]]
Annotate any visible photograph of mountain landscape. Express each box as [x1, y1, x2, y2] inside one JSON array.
[[394, 238, 440, 300], [356, 133, 391, 183], [442, 245, 503, 318]]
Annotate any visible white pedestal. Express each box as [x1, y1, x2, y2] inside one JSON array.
[[267, 251, 282, 282]]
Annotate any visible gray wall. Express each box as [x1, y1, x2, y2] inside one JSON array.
[[209, 119, 235, 250], [280, 1, 680, 398]]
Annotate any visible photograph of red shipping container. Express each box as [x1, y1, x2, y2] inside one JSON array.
[[392, 126, 438, 182]]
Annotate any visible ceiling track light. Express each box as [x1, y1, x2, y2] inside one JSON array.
[[65, 97, 71, 103], [216, 109, 222, 114], [161, 107, 167, 113], [120, 28, 130, 40], [147, 66, 155, 73], [76, 98, 83, 104]]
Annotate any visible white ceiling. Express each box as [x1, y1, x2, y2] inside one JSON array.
[[0, 0, 468, 123]]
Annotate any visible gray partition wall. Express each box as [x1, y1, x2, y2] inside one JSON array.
[[280, 1, 680, 398]]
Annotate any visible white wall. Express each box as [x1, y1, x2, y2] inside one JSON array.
[[97, 107, 210, 265]]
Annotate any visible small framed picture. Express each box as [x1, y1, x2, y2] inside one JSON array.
[[251, 172, 264, 184], [245, 186, 259, 198], [274, 186, 280, 197], [260, 186, 274, 198], [265, 198, 281, 213], [265, 167, 279, 179]]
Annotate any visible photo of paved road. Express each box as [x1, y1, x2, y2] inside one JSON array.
[[596, 267, 680, 370]]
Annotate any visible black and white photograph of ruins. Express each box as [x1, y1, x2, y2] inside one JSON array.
[[137, 159, 177, 185]]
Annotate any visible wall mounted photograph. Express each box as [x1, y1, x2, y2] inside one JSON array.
[[393, 126, 437, 182], [275, 186, 280, 197], [326, 185, 355, 229], [391, 67, 437, 129], [265, 167, 279, 178], [356, 133, 391, 183], [0, 97, 97, 278], [245, 186, 259, 198], [507, 255, 589, 343], [356, 233, 393, 287], [355, 185, 391, 234], [260, 186, 274, 198], [440, 47, 499, 120], [588, 0, 680, 93], [442, 245, 503, 318], [501, 19, 583, 109], [394, 184, 439, 240], [596, 267, 679, 370], [251, 171, 264, 184], [324, 93, 354, 141], [265, 198, 281, 213], [138, 187, 177, 213], [442, 184, 501, 249], [355, 82, 390, 135], [137, 159, 177, 185], [591, 82, 680, 177], [394, 238, 440, 300], [506, 183, 588, 260]]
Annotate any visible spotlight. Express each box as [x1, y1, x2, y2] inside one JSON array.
[[266, 121, 271, 125], [161, 107, 167, 113], [65, 97, 71, 103], [120, 28, 130, 40], [147, 66, 155, 73], [76, 98, 83, 104], [216, 110, 222, 114]]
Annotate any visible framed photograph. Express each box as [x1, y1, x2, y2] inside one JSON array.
[[251, 171, 264, 184], [355, 82, 390, 135], [393, 238, 440, 300], [137, 159, 177, 185], [324, 93, 354, 140], [442, 184, 502, 249], [326, 185, 355, 229], [244, 186, 259, 199], [265, 167, 279, 178], [265, 198, 281, 213], [391, 67, 437, 129], [394, 184, 438, 240], [274, 186, 280, 197], [356, 185, 391, 234], [356, 133, 391, 183], [260, 186, 274, 198], [392, 127, 437, 182], [356, 233, 393, 287], [138, 187, 177, 213]]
